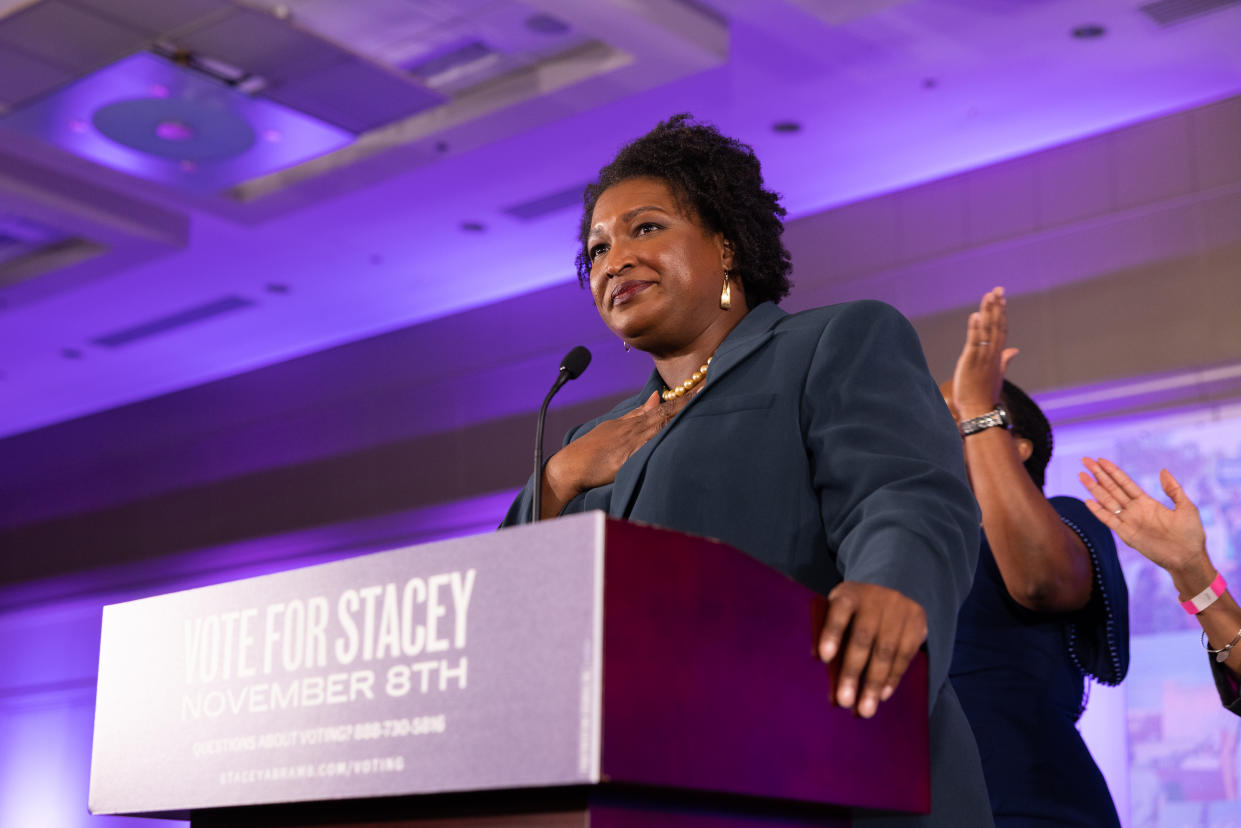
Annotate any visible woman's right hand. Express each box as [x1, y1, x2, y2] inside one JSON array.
[[946, 286, 1019, 418], [540, 391, 688, 518]]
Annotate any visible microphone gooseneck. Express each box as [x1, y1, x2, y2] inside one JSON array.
[[532, 346, 592, 522]]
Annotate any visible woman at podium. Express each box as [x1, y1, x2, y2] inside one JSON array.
[[501, 114, 992, 827]]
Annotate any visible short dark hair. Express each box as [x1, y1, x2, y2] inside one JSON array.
[[575, 114, 793, 308], [1001, 379, 1053, 490]]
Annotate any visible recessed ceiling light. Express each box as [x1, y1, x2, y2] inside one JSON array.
[[61, 348, 83, 360], [526, 13, 570, 35], [1072, 23, 1106, 39], [460, 221, 487, 233], [772, 120, 802, 134], [7, 52, 349, 196], [922, 77, 939, 90], [266, 282, 290, 294]]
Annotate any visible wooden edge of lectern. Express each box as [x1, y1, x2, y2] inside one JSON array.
[[158, 514, 929, 827]]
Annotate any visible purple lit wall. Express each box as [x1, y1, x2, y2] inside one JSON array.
[[1049, 400, 1241, 827], [0, 492, 512, 828]]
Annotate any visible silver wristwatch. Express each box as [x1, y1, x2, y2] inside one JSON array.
[[958, 403, 1011, 436]]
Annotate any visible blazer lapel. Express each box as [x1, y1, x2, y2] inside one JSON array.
[[609, 302, 787, 518]]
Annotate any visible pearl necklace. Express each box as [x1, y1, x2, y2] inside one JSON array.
[[662, 356, 712, 401]]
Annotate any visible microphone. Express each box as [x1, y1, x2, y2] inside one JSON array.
[[533, 346, 592, 522]]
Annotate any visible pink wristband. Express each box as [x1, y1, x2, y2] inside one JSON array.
[[1181, 572, 1226, 615]]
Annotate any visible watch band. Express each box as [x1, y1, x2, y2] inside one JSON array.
[[958, 403, 1010, 437]]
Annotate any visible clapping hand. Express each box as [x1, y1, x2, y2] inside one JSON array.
[[945, 286, 1019, 417], [1079, 458, 1210, 583]]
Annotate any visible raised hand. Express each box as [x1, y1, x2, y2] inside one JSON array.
[[1079, 458, 1210, 584], [947, 286, 1020, 418], [817, 581, 927, 719]]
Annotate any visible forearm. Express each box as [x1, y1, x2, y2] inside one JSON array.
[[540, 452, 579, 520], [810, 302, 980, 698], [1162, 546, 1216, 599], [965, 427, 1092, 611], [1167, 552, 1241, 677], [1200, 592, 1241, 678], [944, 284, 1094, 610]]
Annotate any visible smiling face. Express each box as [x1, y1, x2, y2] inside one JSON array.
[[585, 177, 739, 355]]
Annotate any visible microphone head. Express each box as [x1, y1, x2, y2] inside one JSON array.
[[560, 345, 592, 380]]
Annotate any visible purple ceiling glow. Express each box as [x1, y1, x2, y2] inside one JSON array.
[[0, 1, 1239, 439], [1, 52, 349, 195]]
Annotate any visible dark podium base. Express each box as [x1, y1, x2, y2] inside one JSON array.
[[190, 784, 855, 827]]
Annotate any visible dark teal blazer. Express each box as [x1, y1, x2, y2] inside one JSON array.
[[503, 300, 993, 827]]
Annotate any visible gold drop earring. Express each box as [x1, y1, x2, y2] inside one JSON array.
[[719, 270, 732, 310]]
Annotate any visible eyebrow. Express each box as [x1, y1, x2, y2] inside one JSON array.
[[588, 205, 668, 242]]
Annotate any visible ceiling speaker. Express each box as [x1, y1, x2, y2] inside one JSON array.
[[92, 95, 255, 161]]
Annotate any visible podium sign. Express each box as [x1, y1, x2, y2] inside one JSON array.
[[90, 512, 929, 819], [91, 514, 605, 815]]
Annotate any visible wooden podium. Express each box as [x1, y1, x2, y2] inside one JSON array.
[[89, 512, 928, 827]]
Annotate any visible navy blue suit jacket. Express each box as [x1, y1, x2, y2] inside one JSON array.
[[503, 300, 992, 826]]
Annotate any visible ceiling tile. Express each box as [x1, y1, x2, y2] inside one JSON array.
[[0, 48, 74, 109], [68, 0, 227, 36], [261, 55, 442, 134], [173, 6, 342, 80], [0, 0, 144, 73]]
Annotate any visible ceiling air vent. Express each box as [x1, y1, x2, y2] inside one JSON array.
[[91, 296, 254, 347], [503, 183, 589, 221], [1139, 0, 1241, 25]]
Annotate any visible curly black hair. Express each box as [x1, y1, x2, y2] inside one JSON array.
[[575, 114, 793, 308], [1000, 379, 1054, 490]]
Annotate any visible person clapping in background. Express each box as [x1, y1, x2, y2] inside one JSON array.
[[1081, 458, 1241, 712]]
